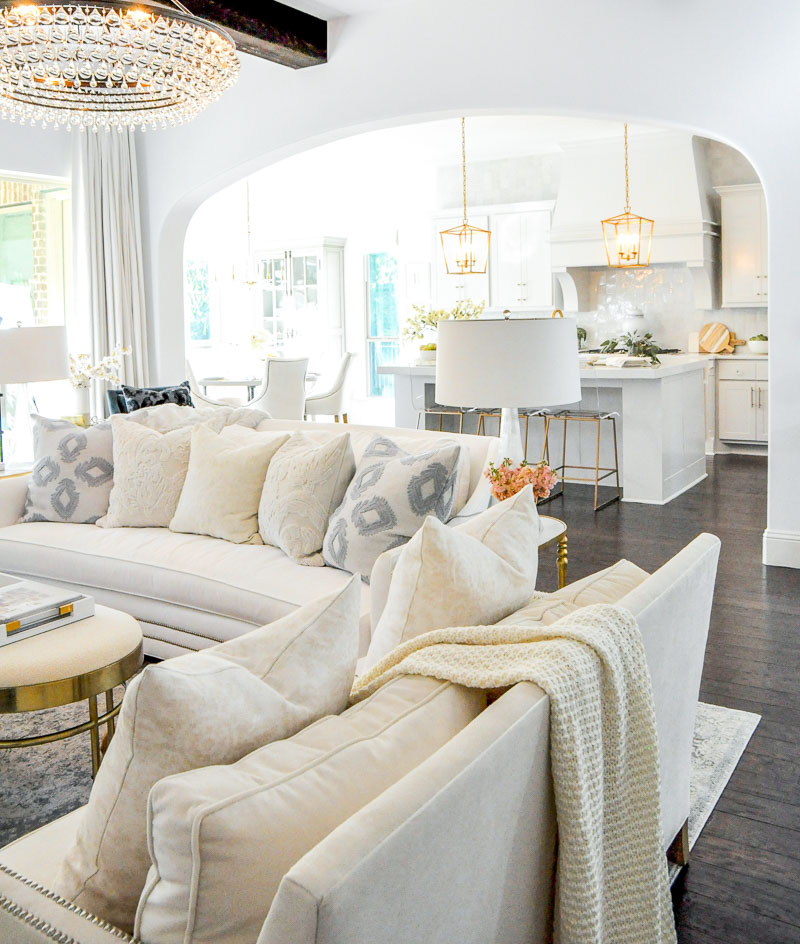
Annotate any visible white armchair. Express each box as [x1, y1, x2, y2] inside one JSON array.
[[248, 358, 309, 420], [304, 352, 352, 423], [184, 360, 242, 408]]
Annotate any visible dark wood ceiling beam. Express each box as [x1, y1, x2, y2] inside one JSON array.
[[186, 0, 327, 68]]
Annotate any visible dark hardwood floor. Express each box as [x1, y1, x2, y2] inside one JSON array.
[[536, 454, 800, 943]]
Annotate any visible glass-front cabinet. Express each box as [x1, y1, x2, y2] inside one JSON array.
[[254, 238, 345, 368]]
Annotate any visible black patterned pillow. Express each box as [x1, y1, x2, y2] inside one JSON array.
[[121, 381, 194, 412], [22, 415, 114, 524], [322, 435, 462, 580]]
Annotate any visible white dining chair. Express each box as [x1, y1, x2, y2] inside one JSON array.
[[304, 352, 353, 423], [185, 360, 242, 408], [247, 357, 309, 420]]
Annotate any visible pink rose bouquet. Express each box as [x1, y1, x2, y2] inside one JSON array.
[[485, 458, 558, 503]]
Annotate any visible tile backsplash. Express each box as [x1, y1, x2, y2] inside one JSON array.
[[574, 265, 767, 350]]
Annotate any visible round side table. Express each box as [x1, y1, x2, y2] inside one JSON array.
[[538, 515, 569, 589], [0, 606, 143, 776]]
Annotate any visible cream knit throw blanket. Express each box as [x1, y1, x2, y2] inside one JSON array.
[[352, 603, 677, 944]]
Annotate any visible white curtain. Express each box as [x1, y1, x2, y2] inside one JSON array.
[[73, 130, 150, 414]]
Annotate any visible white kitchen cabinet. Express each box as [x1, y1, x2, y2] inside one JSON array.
[[716, 184, 768, 308], [490, 210, 552, 309], [433, 214, 490, 309], [254, 238, 345, 363], [718, 371, 768, 443]]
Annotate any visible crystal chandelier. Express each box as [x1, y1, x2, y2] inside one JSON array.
[[601, 123, 654, 267], [0, 1, 239, 131], [440, 117, 491, 275]]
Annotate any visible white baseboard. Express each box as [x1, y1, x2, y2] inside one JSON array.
[[762, 529, 800, 569]]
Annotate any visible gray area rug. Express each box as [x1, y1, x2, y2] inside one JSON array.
[[0, 698, 760, 852]]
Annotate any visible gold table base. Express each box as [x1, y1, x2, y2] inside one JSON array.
[[0, 641, 143, 777]]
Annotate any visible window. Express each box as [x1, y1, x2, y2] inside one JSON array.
[[366, 252, 400, 397], [185, 259, 211, 343], [0, 175, 72, 464]]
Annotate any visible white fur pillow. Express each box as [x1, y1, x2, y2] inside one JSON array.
[[361, 485, 540, 670], [54, 578, 362, 933], [169, 425, 289, 544], [258, 432, 355, 565]]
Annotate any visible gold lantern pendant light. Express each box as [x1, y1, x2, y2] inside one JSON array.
[[440, 117, 491, 275], [601, 123, 654, 268]]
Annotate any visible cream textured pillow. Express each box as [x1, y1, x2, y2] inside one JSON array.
[[54, 578, 361, 933], [135, 676, 485, 944], [258, 431, 355, 565], [169, 425, 289, 544], [362, 485, 540, 670], [101, 417, 193, 528]]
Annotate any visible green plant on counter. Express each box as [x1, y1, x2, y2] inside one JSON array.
[[750, 333, 768, 341], [577, 325, 587, 347], [600, 330, 662, 365], [402, 299, 486, 342]]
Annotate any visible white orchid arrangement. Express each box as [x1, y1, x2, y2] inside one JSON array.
[[69, 345, 131, 389]]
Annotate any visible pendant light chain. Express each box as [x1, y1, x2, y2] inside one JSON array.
[[624, 122, 630, 212], [461, 116, 468, 224]]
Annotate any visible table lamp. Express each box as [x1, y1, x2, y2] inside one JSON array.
[[0, 325, 70, 471], [436, 317, 581, 464]]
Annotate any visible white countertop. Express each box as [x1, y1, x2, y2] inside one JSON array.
[[379, 351, 768, 383]]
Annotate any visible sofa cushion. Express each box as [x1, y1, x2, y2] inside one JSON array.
[[170, 426, 290, 544], [322, 436, 462, 579], [255, 420, 475, 517], [22, 415, 114, 524], [102, 418, 195, 529], [362, 486, 540, 671], [125, 403, 270, 433], [496, 559, 650, 628], [258, 432, 355, 566], [134, 675, 486, 944], [0, 522, 370, 647], [54, 579, 361, 934]]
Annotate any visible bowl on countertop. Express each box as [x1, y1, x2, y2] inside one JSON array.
[[748, 340, 769, 355]]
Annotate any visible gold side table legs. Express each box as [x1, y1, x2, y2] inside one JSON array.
[[0, 687, 124, 778], [557, 534, 568, 589]]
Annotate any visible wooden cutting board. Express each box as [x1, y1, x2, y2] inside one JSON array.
[[699, 322, 731, 354]]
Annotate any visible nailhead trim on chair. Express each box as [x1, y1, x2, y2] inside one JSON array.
[[0, 864, 136, 942]]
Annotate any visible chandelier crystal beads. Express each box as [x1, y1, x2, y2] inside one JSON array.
[[0, 1, 239, 131]]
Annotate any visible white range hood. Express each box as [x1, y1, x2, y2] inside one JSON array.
[[550, 130, 720, 309]]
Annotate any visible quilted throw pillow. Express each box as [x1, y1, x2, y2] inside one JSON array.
[[322, 435, 462, 579], [22, 415, 114, 524], [121, 381, 193, 412]]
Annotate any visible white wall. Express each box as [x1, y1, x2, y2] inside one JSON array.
[[3, 0, 797, 564]]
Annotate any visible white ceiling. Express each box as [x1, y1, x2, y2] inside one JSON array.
[[286, 0, 403, 18]]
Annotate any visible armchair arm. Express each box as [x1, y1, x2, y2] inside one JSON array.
[[0, 864, 132, 943], [0, 473, 30, 528]]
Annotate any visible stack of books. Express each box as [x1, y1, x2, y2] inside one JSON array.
[[0, 573, 94, 647]]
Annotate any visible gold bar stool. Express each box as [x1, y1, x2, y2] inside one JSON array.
[[417, 385, 465, 432], [540, 409, 621, 511], [476, 409, 530, 458]]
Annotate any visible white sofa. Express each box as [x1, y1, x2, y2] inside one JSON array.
[[0, 533, 720, 944], [0, 420, 496, 660]]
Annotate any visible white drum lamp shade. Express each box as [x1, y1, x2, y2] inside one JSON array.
[[0, 325, 69, 470], [0, 325, 70, 383], [436, 317, 581, 463]]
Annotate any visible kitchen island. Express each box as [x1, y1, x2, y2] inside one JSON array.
[[378, 354, 708, 504]]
